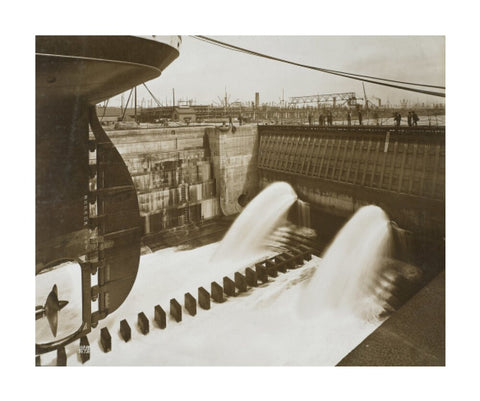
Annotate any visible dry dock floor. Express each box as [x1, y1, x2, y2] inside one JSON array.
[[337, 270, 445, 366]]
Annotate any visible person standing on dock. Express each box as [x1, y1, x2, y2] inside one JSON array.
[[394, 112, 401, 126], [412, 111, 419, 126], [358, 110, 363, 125], [407, 111, 412, 127], [308, 113, 313, 126], [319, 113, 325, 126], [347, 110, 352, 126]]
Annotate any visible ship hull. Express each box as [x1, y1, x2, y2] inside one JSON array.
[[36, 36, 180, 353], [36, 35, 180, 105]]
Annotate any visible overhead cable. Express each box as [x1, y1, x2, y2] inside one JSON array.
[[192, 35, 445, 98]]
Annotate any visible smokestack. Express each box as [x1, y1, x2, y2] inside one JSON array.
[[255, 92, 259, 108]]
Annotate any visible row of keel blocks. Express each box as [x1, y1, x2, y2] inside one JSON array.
[[100, 291, 206, 355], [214, 249, 313, 302], [35, 250, 313, 365]]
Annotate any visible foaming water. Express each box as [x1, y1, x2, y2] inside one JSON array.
[[43, 201, 401, 365], [299, 205, 392, 321], [212, 182, 297, 262]]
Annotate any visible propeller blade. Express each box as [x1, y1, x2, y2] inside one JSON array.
[[46, 307, 58, 338], [37, 284, 69, 337], [58, 300, 69, 311], [44, 285, 60, 337]]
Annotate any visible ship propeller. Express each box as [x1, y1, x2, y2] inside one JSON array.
[[36, 284, 69, 337]]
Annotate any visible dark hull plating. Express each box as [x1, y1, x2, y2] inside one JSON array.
[[36, 36, 179, 353]]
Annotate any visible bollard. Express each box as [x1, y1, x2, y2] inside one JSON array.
[[185, 292, 197, 316], [211, 281, 225, 303], [234, 272, 247, 293], [223, 276, 236, 297], [245, 267, 258, 287], [57, 346, 67, 366], [100, 327, 111, 353], [170, 298, 182, 323], [255, 263, 268, 284], [138, 312, 149, 335], [198, 287, 211, 310], [265, 259, 278, 277], [154, 305, 166, 329], [79, 335, 90, 364], [120, 319, 132, 341], [35, 355, 41, 366]]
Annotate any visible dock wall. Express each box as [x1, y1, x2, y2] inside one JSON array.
[[110, 124, 445, 255], [257, 125, 445, 241], [206, 126, 259, 216], [109, 127, 221, 237]]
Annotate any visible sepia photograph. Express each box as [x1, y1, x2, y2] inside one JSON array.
[[0, 0, 475, 397], [35, 33, 446, 368]]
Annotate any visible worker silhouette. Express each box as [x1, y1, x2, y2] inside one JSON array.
[[394, 113, 401, 126], [412, 111, 419, 126]]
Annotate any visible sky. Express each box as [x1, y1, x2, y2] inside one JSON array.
[[107, 35, 445, 108]]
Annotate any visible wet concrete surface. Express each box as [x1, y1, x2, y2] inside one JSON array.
[[337, 270, 445, 366]]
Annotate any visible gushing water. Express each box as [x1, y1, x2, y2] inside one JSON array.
[[213, 182, 298, 262], [298, 205, 392, 321]]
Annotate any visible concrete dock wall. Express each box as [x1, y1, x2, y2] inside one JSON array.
[[206, 125, 259, 216], [109, 124, 445, 251], [257, 125, 445, 241], [109, 126, 221, 237]]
